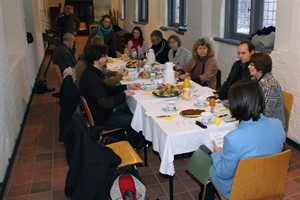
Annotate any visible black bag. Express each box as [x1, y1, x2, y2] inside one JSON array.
[[34, 80, 55, 94]]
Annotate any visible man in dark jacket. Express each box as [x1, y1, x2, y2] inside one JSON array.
[[54, 3, 80, 38], [78, 44, 144, 149], [150, 30, 170, 64], [215, 41, 255, 100]]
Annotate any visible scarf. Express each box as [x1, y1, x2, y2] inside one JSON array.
[[97, 24, 112, 39], [131, 38, 140, 51]]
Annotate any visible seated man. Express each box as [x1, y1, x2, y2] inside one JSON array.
[[215, 41, 255, 100], [150, 30, 170, 64], [78, 44, 143, 149], [75, 35, 127, 87], [52, 32, 76, 74]]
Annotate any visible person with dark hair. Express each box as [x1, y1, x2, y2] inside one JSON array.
[[215, 40, 255, 100], [201, 80, 285, 200], [150, 30, 170, 63], [75, 36, 126, 86], [52, 32, 76, 74], [87, 15, 117, 58], [54, 3, 80, 39], [167, 34, 192, 70], [127, 26, 148, 58], [248, 52, 285, 128], [78, 44, 144, 149], [182, 38, 218, 89]]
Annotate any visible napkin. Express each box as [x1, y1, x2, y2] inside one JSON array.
[[156, 114, 177, 121], [122, 77, 131, 82], [213, 116, 222, 126], [143, 91, 153, 96]]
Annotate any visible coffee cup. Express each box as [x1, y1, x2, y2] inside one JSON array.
[[166, 101, 177, 111], [196, 96, 207, 106], [201, 112, 213, 123]]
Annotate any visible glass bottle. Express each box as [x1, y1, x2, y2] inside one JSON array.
[[209, 98, 216, 113], [182, 73, 191, 101]]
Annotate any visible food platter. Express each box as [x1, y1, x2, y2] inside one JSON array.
[[152, 84, 181, 97], [179, 109, 205, 118], [125, 60, 141, 68], [138, 71, 151, 79]]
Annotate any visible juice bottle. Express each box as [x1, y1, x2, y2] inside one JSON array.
[[182, 73, 191, 101], [209, 98, 216, 113]]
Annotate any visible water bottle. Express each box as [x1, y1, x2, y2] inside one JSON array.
[[130, 48, 138, 60]]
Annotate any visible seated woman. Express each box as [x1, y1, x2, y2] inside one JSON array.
[[248, 52, 285, 129], [167, 35, 192, 70], [205, 80, 286, 200], [78, 44, 144, 149], [183, 38, 218, 89], [127, 26, 148, 59]]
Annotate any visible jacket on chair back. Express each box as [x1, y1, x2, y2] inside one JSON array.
[[64, 114, 121, 200]]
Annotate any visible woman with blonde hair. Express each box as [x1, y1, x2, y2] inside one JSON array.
[[183, 38, 218, 89]]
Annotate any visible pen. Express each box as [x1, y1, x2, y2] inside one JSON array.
[[218, 114, 228, 118], [156, 115, 171, 118]]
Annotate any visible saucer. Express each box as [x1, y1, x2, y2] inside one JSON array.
[[162, 106, 179, 112], [200, 118, 215, 124]]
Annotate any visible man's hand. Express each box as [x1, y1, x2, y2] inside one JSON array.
[[128, 83, 142, 90], [124, 90, 135, 96]]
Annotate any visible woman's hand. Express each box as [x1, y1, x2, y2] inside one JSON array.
[[212, 140, 223, 152]]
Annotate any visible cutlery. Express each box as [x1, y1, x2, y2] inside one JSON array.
[[156, 115, 171, 118]]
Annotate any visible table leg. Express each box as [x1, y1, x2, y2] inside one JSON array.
[[143, 136, 148, 166], [169, 175, 174, 200]]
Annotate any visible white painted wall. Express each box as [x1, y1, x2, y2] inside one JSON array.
[[0, 0, 46, 182], [112, 0, 300, 143]]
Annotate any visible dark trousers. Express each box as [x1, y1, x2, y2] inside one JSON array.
[[199, 182, 216, 200], [101, 103, 144, 149]]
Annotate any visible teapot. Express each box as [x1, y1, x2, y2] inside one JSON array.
[[146, 49, 156, 64]]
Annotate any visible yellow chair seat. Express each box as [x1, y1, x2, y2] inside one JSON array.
[[106, 141, 143, 167]]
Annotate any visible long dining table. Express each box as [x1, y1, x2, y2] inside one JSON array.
[[108, 59, 237, 199]]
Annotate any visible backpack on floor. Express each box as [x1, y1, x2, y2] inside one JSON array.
[[110, 173, 146, 200]]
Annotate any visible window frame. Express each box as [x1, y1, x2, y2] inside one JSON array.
[[225, 0, 267, 41], [168, 0, 187, 29], [120, 0, 126, 20], [137, 0, 148, 23]]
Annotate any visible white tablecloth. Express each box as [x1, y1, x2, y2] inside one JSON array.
[[127, 83, 237, 176]]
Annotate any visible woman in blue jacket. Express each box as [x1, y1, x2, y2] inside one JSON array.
[[206, 80, 286, 199]]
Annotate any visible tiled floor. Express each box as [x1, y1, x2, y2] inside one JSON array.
[[3, 36, 300, 200]]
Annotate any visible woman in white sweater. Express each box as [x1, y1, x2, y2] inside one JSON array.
[[167, 35, 192, 70]]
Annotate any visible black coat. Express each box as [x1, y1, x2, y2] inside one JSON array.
[[59, 75, 80, 142], [64, 114, 121, 200]]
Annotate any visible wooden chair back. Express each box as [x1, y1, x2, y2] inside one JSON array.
[[80, 96, 95, 126], [282, 91, 294, 132], [54, 64, 63, 84], [221, 149, 291, 200]]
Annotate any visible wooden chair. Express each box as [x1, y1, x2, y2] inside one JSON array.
[[79, 22, 88, 35], [80, 96, 122, 135], [218, 149, 291, 200], [282, 91, 294, 133], [80, 96, 143, 167], [54, 64, 63, 84]]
